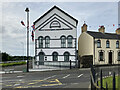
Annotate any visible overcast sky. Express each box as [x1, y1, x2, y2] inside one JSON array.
[[0, 1, 119, 56]]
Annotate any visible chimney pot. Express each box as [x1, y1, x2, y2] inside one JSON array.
[[98, 26, 105, 33], [81, 23, 87, 33], [116, 28, 120, 34]]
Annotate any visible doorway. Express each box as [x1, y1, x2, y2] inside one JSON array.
[[109, 52, 112, 64], [39, 52, 44, 65]]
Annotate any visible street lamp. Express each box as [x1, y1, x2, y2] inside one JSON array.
[[25, 7, 29, 72]]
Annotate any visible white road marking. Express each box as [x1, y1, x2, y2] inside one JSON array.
[[44, 75, 56, 80], [63, 74, 70, 78], [14, 84, 21, 86], [17, 76, 24, 78], [78, 74, 83, 78]]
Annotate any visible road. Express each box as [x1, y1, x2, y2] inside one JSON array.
[[1, 68, 91, 89], [1, 65, 120, 89]]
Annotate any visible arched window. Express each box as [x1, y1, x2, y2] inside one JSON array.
[[118, 51, 120, 61], [45, 36, 50, 48], [67, 36, 73, 48], [52, 52, 58, 61], [38, 36, 43, 48], [61, 36, 66, 48], [116, 41, 119, 48], [106, 40, 110, 48], [97, 40, 101, 48], [64, 52, 70, 62], [99, 50, 104, 61]]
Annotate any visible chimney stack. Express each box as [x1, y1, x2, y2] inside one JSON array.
[[81, 23, 87, 33], [98, 26, 105, 33], [116, 28, 120, 34]]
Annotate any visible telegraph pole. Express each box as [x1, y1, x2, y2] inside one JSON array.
[[25, 7, 29, 72]]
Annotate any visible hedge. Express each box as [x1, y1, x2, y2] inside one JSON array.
[[0, 62, 26, 67]]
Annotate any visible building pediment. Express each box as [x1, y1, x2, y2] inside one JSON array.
[[38, 16, 73, 31]]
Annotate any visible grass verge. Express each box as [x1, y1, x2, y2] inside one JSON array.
[[98, 76, 120, 89]]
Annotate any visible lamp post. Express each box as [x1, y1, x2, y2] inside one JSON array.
[[25, 7, 29, 72]]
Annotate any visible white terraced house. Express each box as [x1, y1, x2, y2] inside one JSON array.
[[33, 6, 78, 68]]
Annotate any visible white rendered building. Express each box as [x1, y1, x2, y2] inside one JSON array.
[[33, 6, 78, 68]]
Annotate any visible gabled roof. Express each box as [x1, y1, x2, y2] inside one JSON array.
[[87, 31, 120, 40], [33, 5, 78, 25]]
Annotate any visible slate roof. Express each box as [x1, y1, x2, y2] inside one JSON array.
[[34, 5, 78, 25], [87, 31, 120, 40]]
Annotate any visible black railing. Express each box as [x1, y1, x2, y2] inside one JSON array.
[[90, 65, 118, 90]]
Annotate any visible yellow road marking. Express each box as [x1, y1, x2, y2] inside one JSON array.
[[15, 79, 62, 88], [6, 85, 12, 86]]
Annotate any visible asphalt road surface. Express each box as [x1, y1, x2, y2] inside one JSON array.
[[1, 65, 120, 89], [1, 68, 91, 89]]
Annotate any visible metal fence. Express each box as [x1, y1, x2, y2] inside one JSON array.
[[90, 65, 120, 90]]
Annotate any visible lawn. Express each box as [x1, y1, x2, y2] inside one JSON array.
[[0, 61, 26, 67], [98, 76, 120, 89]]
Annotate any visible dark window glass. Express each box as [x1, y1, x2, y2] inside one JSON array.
[[39, 36, 43, 48], [67, 36, 72, 48], [99, 51, 104, 61], [106, 40, 110, 48], [118, 52, 120, 61], [64, 52, 70, 61], [52, 52, 58, 61], [116, 41, 119, 48], [45, 36, 50, 48], [61, 36, 66, 48], [97, 40, 101, 48]]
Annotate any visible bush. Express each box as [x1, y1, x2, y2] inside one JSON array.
[[0, 62, 26, 67]]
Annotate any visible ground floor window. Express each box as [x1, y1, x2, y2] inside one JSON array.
[[64, 52, 70, 61], [99, 50, 104, 61], [52, 52, 58, 61], [118, 51, 120, 61]]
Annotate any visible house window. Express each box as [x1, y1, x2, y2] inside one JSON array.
[[45, 36, 50, 48], [97, 40, 101, 48], [99, 51, 104, 61], [64, 52, 70, 62], [61, 36, 66, 48], [38, 36, 43, 48], [118, 52, 120, 61], [116, 41, 119, 48], [67, 36, 73, 48], [106, 40, 110, 48], [52, 52, 58, 61]]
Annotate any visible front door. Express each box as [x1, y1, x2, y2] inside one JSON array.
[[39, 52, 44, 65], [109, 52, 112, 64]]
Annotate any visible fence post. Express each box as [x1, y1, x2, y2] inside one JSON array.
[[100, 69, 103, 89], [113, 72, 116, 90], [70, 60, 71, 69]]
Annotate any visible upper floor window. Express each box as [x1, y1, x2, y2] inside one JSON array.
[[118, 51, 120, 61], [106, 40, 110, 48], [97, 40, 101, 48], [67, 36, 73, 48], [45, 36, 50, 48], [64, 52, 70, 62], [52, 52, 58, 61], [61, 36, 66, 48], [38, 36, 43, 48], [116, 41, 119, 48]]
